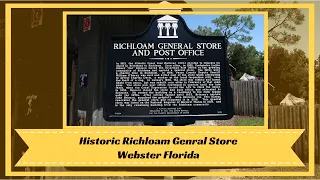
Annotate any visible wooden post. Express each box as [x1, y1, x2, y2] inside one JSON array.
[[68, 50, 77, 126]]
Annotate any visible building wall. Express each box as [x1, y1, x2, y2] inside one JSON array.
[[68, 15, 153, 126]]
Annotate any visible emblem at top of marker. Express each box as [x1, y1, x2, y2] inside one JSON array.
[[157, 15, 179, 39]]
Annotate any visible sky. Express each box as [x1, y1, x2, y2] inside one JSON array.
[[181, 1, 320, 59], [181, 15, 265, 52]]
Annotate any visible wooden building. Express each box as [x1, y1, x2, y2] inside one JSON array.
[[8, 2, 193, 178]]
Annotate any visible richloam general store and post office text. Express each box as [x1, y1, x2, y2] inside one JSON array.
[[113, 42, 223, 57]]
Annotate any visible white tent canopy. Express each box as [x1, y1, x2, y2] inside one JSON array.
[[239, 73, 256, 81], [280, 93, 305, 106]]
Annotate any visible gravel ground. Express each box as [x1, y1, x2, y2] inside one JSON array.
[[191, 115, 259, 126]]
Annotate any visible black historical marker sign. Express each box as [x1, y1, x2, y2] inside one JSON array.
[[104, 15, 234, 123]]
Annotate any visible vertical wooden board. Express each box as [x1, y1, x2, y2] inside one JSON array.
[[314, 105, 317, 163], [245, 81, 248, 116], [272, 106, 276, 129], [244, 82, 247, 116], [249, 81, 253, 116], [236, 82, 240, 115], [290, 107, 298, 157], [237, 82, 241, 115], [256, 81, 260, 117], [268, 106, 271, 128], [280, 106, 285, 129], [283, 106, 287, 129], [302, 106, 309, 162], [253, 82, 260, 117], [270, 106, 274, 129], [276, 106, 280, 129], [306, 105, 310, 162], [255, 81, 258, 116], [268, 107, 271, 128], [235, 82, 239, 115], [274, 106, 278, 129], [253, 81, 259, 116], [289, 106, 298, 158], [257, 81, 260, 117], [289, 106, 292, 129], [262, 80, 265, 117], [284, 106, 288, 129], [260, 81, 264, 117], [246, 81, 249, 116], [261, 81, 264, 117], [240, 82, 243, 116], [301, 106, 309, 162], [231, 82, 234, 113], [256, 82, 259, 117], [269, 106, 274, 129], [317, 105, 320, 164], [241, 82, 244, 116], [286, 106, 299, 158], [276, 106, 279, 129], [236, 82, 238, 114], [257, 81, 262, 117], [245, 81, 250, 116], [280, 106, 285, 128], [272, 106, 276, 128], [277, 106, 281, 129], [315, 105, 319, 164], [296, 106, 304, 162], [247, 81, 251, 116], [318, 106, 320, 164], [231, 82, 235, 114], [253, 81, 256, 116], [250, 81, 254, 116], [238, 81, 241, 115], [292, 106, 297, 157], [261, 81, 264, 116], [234, 82, 238, 115], [248, 81, 250, 116]]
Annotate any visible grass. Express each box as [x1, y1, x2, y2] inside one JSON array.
[[236, 118, 264, 126]]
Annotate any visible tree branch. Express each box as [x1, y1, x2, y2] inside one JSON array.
[[228, 22, 246, 38], [268, 11, 291, 33], [270, 34, 281, 44], [273, 12, 283, 28]]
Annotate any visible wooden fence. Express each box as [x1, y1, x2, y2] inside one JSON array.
[[268, 105, 320, 164], [231, 80, 264, 117]]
